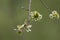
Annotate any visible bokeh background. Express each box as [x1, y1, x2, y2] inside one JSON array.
[[0, 0, 60, 40]]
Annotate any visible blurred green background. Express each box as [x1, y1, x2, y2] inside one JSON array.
[[0, 0, 60, 40]]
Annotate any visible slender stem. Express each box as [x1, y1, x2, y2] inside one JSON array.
[[27, 0, 32, 24], [29, 0, 31, 20], [40, 0, 52, 11]]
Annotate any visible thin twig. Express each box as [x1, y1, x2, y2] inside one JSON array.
[[29, 0, 31, 20], [40, 0, 52, 11], [27, 0, 32, 24]]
